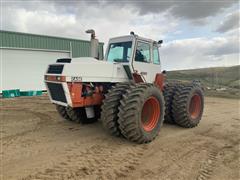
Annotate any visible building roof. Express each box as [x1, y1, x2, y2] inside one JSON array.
[[0, 30, 104, 59]]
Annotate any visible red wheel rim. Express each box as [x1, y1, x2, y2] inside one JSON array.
[[141, 96, 160, 132], [189, 94, 202, 119]]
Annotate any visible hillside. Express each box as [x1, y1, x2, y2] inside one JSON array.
[[166, 65, 240, 98]]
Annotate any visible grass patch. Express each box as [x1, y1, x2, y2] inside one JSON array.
[[166, 65, 240, 99]]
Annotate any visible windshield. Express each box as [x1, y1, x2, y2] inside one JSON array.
[[107, 41, 132, 62]]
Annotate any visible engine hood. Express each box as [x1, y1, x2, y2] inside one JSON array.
[[49, 57, 130, 83]]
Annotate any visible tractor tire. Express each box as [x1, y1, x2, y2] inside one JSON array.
[[172, 83, 204, 128], [66, 107, 85, 123], [56, 105, 71, 120], [163, 82, 180, 124], [94, 105, 101, 120], [66, 106, 99, 124], [101, 82, 132, 136], [118, 83, 165, 143]]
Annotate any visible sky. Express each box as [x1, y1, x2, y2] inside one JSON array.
[[0, 0, 239, 70]]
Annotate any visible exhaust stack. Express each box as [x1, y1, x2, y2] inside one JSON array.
[[86, 29, 99, 59]]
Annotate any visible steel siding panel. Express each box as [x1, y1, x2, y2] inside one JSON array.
[[0, 30, 104, 59]]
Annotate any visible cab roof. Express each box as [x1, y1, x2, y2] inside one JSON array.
[[109, 34, 157, 44]]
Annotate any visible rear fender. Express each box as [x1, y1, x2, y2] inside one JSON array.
[[154, 73, 165, 91]]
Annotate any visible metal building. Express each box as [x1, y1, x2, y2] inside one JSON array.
[[0, 30, 104, 92]]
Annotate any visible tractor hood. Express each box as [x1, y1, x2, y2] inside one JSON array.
[[46, 57, 130, 83]]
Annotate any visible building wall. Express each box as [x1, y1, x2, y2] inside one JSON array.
[[0, 48, 70, 91]]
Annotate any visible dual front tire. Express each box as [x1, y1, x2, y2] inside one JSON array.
[[56, 105, 100, 124], [101, 83, 165, 143]]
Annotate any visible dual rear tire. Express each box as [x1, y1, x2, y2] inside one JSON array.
[[163, 83, 180, 124], [172, 83, 204, 127], [163, 82, 204, 128]]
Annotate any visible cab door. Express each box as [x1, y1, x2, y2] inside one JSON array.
[[132, 41, 161, 83]]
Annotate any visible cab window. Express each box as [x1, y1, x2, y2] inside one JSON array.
[[153, 46, 160, 64], [107, 41, 132, 62], [135, 42, 150, 63]]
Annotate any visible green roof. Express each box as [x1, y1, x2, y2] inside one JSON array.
[[0, 30, 104, 59]]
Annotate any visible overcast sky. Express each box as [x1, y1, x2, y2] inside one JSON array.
[[1, 0, 239, 70]]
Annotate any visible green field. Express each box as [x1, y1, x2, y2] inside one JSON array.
[[166, 65, 240, 98]]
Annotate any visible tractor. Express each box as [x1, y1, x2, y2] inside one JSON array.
[[44, 30, 204, 144]]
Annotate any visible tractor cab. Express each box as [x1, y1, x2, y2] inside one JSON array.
[[105, 32, 163, 82]]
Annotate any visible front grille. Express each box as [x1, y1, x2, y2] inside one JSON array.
[[47, 65, 64, 74], [47, 82, 67, 103]]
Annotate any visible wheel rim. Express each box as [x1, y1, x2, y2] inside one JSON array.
[[141, 96, 160, 132], [189, 94, 202, 119]]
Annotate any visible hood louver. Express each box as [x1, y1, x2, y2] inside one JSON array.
[[56, 58, 71, 63]]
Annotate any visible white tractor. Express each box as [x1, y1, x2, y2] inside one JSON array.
[[44, 30, 204, 143]]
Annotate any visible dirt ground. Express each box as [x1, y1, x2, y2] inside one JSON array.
[[0, 96, 239, 180]]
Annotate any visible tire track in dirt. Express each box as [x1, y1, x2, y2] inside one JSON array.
[[21, 140, 148, 180], [133, 138, 209, 180], [133, 136, 223, 180], [196, 147, 220, 180], [2, 110, 55, 147]]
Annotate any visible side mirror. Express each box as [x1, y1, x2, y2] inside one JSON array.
[[157, 40, 163, 47]]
